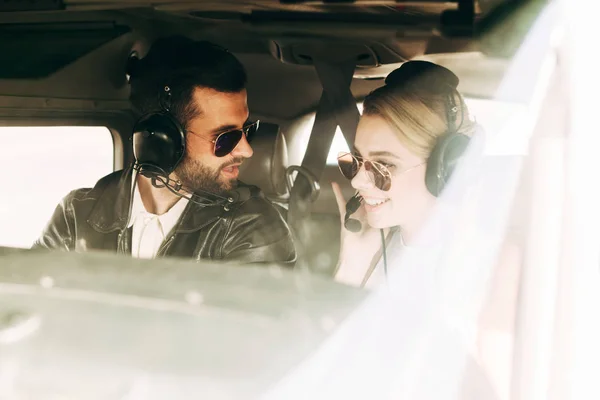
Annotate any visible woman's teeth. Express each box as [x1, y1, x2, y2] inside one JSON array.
[[364, 198, 389, 206]]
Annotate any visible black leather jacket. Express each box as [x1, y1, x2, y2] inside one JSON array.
[[33, 167, 296, 264]]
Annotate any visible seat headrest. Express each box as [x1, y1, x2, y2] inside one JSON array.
[[239, 122, 289, 198]]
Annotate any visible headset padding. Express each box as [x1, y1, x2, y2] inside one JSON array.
[[425, 131, 470, 197], [132, 112, 185, 175]]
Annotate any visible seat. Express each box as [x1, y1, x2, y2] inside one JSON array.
[[239, 122, 344, 276], [238, 122, 289, 213], [289, 166, 353, 276]]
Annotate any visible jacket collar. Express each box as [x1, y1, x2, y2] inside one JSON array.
[[87, 166, 255, 234], [87, 165, 135, 233], [174, 184, 256, 233]]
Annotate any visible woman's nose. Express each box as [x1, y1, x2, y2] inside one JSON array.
[[351, 164, 374, 191]]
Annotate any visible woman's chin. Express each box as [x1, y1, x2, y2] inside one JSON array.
[[366, 214, 396, 230]]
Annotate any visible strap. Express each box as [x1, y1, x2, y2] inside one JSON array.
[[287, 60, 360, 262], [311, 60, 361, 159]]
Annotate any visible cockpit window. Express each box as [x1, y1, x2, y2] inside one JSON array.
[[0, 126, 113, 248]]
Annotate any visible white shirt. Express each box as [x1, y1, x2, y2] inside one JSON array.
[[364, 230, 407, 288], [128, 173, 189, 259]]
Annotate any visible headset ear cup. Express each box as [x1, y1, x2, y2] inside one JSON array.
[[132, 112, 186, 175], [425, 132, 471, 197]]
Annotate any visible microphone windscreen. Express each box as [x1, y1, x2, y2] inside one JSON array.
[[344, 218, 362, 233]]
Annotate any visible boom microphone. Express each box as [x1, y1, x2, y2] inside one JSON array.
[[135, 163, 235, 209], [344, 193, 363, 233]]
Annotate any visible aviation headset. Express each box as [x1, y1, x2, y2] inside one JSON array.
[[131, 84, 186, 177], [126, 40, 247, 208], [384, 60, 471, 197], [129, 40, 233, 178], [343, 61, 473, 232]]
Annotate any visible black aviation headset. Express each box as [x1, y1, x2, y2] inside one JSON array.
[[414, 62, 471, 198], [127, 43, 250, 209], [131, 86, 239, 209], [342, 60, 473, 232], [132, 84, 186, 179], [129, 40, 249, 178]]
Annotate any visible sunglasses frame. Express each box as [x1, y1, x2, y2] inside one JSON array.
[[189, 120, 260, 157], [337, 152, 425, 192], [337, 152, 393, 191]]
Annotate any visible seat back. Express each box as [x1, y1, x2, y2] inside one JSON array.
[[239, 122, 289, 203]]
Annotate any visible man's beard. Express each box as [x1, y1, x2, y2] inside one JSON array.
[[173, 155, 241, 197]]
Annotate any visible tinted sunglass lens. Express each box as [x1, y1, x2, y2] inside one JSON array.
[[374, 173, 391, 191], [214, 130, 243, 157], [337, 153, 359, 180], [245, 121, 259, 142], [365, 161, 392, 191]]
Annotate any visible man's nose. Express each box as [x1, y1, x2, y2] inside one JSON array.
[[231, 133, 253, 158]]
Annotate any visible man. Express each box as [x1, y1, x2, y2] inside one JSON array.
[[33, 36, 296, 264]]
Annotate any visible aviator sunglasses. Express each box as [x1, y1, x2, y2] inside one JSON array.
[[190, 120, 260, 157], [337, 152, 424, 191]]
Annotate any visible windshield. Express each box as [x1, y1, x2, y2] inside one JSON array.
[[0, 0, 597, 399]]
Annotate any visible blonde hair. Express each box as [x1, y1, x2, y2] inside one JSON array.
[[363, 80, 476, 159]]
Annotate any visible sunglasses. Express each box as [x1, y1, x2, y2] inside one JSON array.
[[337, 152, 392, 191], [337, 152, 425, 192], [190, 120, 260, 157]]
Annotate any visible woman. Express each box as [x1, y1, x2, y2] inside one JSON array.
[[332, 60, 521, 399], [332, 60, 479, 287]]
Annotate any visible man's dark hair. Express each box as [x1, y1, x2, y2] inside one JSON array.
[[129, 35, 247, 130]]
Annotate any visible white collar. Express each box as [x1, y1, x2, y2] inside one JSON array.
[[127, 171, 189, 230]]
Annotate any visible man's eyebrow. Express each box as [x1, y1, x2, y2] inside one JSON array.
[[210, 124, 239, 135], [210, 119, 252, 136], [368, 150, 402, 160]]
